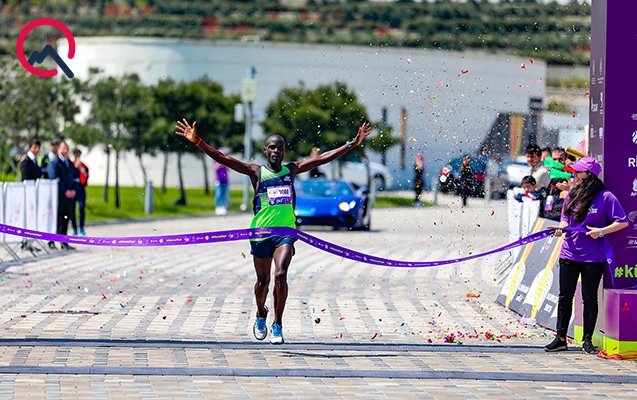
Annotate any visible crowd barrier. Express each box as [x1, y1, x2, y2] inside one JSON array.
[[0, 179, 58, 265]]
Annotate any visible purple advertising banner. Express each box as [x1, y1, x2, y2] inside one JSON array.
[[591, 0, 637, 289]]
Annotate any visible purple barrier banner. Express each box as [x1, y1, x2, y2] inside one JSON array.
[[1, 222, 562, 268], [590, 0, 637, 289]]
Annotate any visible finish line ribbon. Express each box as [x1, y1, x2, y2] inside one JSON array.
[[0, 223, 560, 268]]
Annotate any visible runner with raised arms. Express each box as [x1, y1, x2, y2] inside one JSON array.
[[175, 118, 372, 344]]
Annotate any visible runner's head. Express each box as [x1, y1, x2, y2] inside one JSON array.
[[264, 135, 285, 167]]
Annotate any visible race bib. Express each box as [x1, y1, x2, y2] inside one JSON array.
[[267, 185, 293, 205]]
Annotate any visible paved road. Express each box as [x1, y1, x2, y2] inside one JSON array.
[[1, 194, 636, 399]]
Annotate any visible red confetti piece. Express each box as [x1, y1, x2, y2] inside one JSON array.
[[461, 69, 469, 74], [622, 301, 630, 312], [437, 312, 442, 317], [162, 316, 167, 320], [520, 63, 526, 69], [572, 111, 577, 117], [490, 210, 495, 216], [339, 316, 346, 321], [186, 298, 193, 304], [371, 332, 379, 340], [529, 59, 535, 64]]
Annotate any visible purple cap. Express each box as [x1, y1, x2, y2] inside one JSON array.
[[570, 156, 602, 176]]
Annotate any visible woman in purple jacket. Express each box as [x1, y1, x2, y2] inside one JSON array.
[[545, 157, 628, 354]]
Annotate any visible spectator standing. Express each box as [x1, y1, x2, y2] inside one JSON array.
[[19, 138, 42, 254], [459, 155, 472, 207], [20, 138, 42, 181], [414, 153, 425, 204], [47, 142, 78, 250], [214, 149, 230, 216], [541, 147, 552, 161], [525, 144, 550, 189], [40, 139, 60, 179], [552, 147, 567, 164], [71, 148, 89, 236]]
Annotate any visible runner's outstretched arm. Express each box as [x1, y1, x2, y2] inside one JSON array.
[[175, 118, 259, 179], [293, 122, 372, 174]]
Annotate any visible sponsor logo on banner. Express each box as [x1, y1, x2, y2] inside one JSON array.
[[632, 179, 637, 197], [614, 265, 637, 279], [628, 212, 637, 230], [633, 130, 637, 144], [591, 100, 599, 113]]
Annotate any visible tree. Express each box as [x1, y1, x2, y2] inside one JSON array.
[[0, 58, 81, 177], [87, 73, 149, 208], [149, 77, 244, 205], [119, 74, 155, 185], [262, 82, 371, 161]]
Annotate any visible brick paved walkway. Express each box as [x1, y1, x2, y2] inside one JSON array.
[[1, 195, 636, 398]]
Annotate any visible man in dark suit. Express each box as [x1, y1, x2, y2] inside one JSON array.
[[40, 139, 60, 179], [47, 141, 78, 251], [20, 138, 42, 181], [19, 138, 42, 253]]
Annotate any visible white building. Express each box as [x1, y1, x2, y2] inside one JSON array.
[[59, 38, 546, 190]]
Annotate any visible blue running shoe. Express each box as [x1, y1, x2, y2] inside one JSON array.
[[253, 307, 268, 341], [270, 323, 284, 345], [80, 228, 86, 236]]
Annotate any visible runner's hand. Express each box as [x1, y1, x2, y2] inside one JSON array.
[[353, 122, 372, 146], [175, 119, 199, 144]]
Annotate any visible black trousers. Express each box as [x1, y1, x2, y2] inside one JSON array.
[[71, 187, 86, 231], [57, 196, 74, 236], [556, 258, 606, 339]]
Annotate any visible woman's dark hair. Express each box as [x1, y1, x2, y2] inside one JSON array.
[[564, 172, 605, 221]]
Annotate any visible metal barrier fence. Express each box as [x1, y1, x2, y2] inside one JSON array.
[[495, 191, 541, 285], [0, 179, 58, 266]]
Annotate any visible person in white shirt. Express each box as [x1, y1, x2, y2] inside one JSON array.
[[525, 143, 550, 189]]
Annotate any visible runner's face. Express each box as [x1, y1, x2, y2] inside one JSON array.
[[265, 138, 285, 166]]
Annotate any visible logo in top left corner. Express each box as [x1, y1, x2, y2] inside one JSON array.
[[16, 18, 75, 79]]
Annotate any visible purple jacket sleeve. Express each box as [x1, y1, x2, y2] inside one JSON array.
[[604, 191, 628, 224]]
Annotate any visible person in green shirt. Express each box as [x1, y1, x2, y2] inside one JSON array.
[[175, 118, 372, 344]]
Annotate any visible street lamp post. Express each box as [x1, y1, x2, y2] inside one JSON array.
[[240, 67, 257, 211]]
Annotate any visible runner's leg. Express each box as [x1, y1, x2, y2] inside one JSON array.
[[253, 256, 272, 317], [272, 243, 294, 325]]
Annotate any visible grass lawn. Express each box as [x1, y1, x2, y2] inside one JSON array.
[[374, 194, 433, 208], [85, 185, 244, 222], [81, 186, 432, 223]]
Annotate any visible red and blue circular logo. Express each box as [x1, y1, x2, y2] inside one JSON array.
[[16, 18, 75, 78]]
